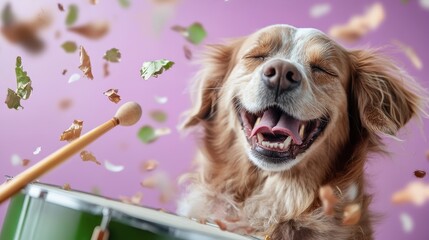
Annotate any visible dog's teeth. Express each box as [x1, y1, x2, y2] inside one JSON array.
[[255, 117, 261, 126], [262, 141, 269, 147], [284, 136, 292, 148], [279, 143, 284, 149], [273, 143, 278, 148], [257, 133, 264, 143], [299, 124, 305, 139]]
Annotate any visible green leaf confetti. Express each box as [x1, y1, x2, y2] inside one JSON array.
[[118, 0, 131, 8], [61, 41, 77, 53], [15, 56, 33, 100], [187, 23, 207, 45], [140, 59, 174, 80], [103, 48, 121, 62], [66, 4, 78, 26], [138, 125, 157, 144]]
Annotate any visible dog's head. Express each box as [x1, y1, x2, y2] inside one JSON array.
[[183, 24, 424, 173]]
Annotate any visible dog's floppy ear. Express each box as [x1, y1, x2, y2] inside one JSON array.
[[181, 38, 244, 128], [349, 49, 424, 136]]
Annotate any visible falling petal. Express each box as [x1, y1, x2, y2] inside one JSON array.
[[419, 0, 429, 10], [104, 160, 124, 172], [68, 73, 81, 83], [10, 154, 21, 166], [310, 3, 331, 18], [33, 146, 41, 155], [154, 96, 168, 104], [154, 127, 171, 137], [400, 213, 414, 233]]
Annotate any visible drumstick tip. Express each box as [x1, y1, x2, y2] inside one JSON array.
[[114, 102, 142, 126]]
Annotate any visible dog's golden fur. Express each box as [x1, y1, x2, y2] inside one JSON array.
[[178, 25, 426, 239]]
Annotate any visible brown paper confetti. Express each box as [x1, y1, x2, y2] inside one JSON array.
[[79, 46, 94, 80], [319, 185, 339, 216], [60, 119, 83, 142], [183, 45, 192, 60], [58, 3, 65, 12], [150, 110, 167, 123], [414, 170, 426, 178], [119, 192, 143, 205], [62, 69, 68, 75], [103, 62, 110, 77], [214, 219, 228, 231], [392, 181, 429, 206], [342, 203, 361, 225], [80, 150, 101, 165], [68, 21, 109, 39], [140, 172, 175, 203], [63, 183, 71, 190], [329, 3, 385, 42], [58, 98, 73, 110], [103, 89, 121, 103], [1, 3, 51, 53], [21, 159, 30, 166], [141, 159, 159, 171]]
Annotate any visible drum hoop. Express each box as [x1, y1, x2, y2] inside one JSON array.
[[22, 183, 259, 240], [24, 183, 172, 234]]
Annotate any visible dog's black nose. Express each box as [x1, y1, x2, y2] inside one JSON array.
[[261, 59, 302, 94]]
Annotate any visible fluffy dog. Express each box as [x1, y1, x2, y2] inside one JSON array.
[[178, 24, 426, 240]]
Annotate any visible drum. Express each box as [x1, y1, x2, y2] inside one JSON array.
[[0, 183, 259, 240]]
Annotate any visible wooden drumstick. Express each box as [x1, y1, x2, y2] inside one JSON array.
[[0, 101, 142, 204]]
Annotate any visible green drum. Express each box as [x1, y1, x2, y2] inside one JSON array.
[[0, 183, 256, 240]]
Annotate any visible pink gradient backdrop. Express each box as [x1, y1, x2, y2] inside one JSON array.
[[0, 0, 428, 239]]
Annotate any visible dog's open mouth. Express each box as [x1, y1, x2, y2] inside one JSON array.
[[239, 106, 328, 162]]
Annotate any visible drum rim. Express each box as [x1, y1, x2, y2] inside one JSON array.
[[21, 183, 258, 240]]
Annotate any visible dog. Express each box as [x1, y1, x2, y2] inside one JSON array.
[[177, 24, 426, 240]]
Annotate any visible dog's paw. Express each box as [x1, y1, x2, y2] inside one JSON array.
[[319, 184, 362, 226]]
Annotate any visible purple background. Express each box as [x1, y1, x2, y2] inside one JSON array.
[[1, 0, 429, 239]]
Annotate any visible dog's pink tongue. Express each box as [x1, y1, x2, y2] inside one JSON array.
[[251, 108, 302, 144]]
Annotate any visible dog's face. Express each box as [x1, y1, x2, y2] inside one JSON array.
[[228, 25, 351, 171], [184, 24, 421, 173]]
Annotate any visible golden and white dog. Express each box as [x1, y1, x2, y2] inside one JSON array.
[[178, 24, 425, 240]]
